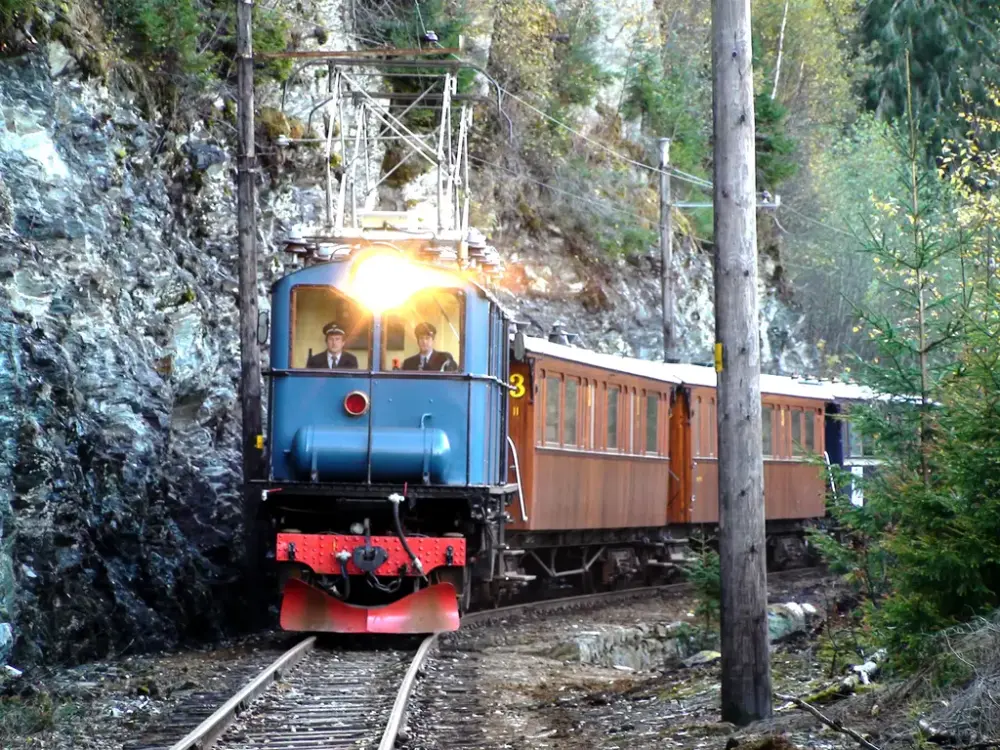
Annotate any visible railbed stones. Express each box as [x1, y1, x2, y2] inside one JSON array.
[[548, 602, 824, 671]]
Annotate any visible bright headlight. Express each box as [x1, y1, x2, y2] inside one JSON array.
[[347, 252, 464, 313]]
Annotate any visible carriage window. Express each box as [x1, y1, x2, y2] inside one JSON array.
[[792, 408, 803, 456], [645, 393, 658, 454], [607, 385, 620, 450], [588, 382, 595, 449], [628, 388, 639, 453], [381, 288, 463, 372], [762, 406, 773, 456], [806, 411, 816, 452], [691, 396, 700, 457], [848, 420, 865, 457], [708, 397, 717, 457], [545, 376, 561, 445], [564, 378, 579, 447], [291, 286, 372, 369]]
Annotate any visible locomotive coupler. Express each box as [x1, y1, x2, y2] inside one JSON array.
[[351, 517, 389, 573]]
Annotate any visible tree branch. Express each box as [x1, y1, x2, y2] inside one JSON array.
[[775, 692, 881, 750]]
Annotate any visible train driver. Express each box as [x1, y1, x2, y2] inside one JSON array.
[[401, 322, 457, 372], [307, 322, 359, 369]]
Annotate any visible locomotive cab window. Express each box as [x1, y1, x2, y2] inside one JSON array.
[[381, 288, 463, 372], [291, 286, 372, 369]]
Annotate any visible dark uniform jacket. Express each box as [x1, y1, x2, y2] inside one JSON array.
[[401, 350, 457, 372], [306, 350, 359, 369]]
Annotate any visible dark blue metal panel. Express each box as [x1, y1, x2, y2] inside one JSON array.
[[824, 403, 844, 466], [369, 376, 470, 485], [269, 374, 372, 481]]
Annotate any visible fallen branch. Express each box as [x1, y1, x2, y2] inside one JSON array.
[[775, 692, 881, 750], [918, 719, 1000, 749], [804, 649, 886, 704]]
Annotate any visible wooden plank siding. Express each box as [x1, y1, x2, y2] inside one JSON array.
[[689, 386, 828, 522], [507, 353, 675, 531]]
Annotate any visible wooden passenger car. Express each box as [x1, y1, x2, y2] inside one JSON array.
[[507, 337, 834, 542], [506, 337, 681, 535], [664, 364, 832, 526]]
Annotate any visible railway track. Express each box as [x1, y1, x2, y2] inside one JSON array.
[[153, 567, 823, 750], [158, 636, 431, 750]]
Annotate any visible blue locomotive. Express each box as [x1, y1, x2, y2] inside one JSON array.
[[256, 243, 517, 633]]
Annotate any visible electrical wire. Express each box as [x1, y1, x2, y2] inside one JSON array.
[[781, 204, 856, 238], [468, 155, 657, 227], [447, 55, 717, 189], [412, 0, 426, 37], [257, 4, 787, 210]]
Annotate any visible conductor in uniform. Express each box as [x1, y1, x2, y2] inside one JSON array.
[[307, 322, 359, 369], [401, 322, 457, 371]]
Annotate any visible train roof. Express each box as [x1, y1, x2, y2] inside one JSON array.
[[521, 336, 682, 385], [522, 336, 874, 403]]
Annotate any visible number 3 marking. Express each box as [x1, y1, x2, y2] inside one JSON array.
[[510, 373, 526, 399]]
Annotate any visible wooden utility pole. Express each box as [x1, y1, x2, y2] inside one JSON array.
[[659, 137, 674, 363], [236, 0, 263, 545], [712, 0, 772, 726]]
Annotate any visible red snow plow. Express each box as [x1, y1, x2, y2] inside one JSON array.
[[275, 532, 465, 634]]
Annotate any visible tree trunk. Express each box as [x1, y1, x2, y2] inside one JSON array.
[[771, 0, 790, 100], [712, 0, 773, 726]]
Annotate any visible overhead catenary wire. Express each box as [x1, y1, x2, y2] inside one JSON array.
[[251, 10, 737, 197], [254, 9, 790, 210]]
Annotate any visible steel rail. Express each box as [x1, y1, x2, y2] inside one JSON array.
[[378, 634, 439, 750], [463, 582, 692, 625], [160, 566, 820, 749], [166, 636, 316, 750]]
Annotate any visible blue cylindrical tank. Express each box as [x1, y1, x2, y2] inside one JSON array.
[[289, 425, 451, 483]]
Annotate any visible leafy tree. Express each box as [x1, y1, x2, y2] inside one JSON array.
[[548, 0, 613, 112], [621, 47, 710, 179], [779, 115, 904, 368]]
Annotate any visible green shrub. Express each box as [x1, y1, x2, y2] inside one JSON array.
[[684, 539, 721, 633], [0, 0, 33, 36], [622, 48, 710, 179], [754, 92, 798, 189], [102, 0, 290, 89]]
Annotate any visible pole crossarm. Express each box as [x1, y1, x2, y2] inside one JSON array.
[[256, 47, 464, 59]]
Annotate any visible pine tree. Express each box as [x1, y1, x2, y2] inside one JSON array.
[[858, 1, 1000, 161]]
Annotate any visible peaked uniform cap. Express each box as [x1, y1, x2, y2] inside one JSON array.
[[414, 322, 437, 337], [323, 322, 346, 336]]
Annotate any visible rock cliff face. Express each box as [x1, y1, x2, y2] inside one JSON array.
[[0, 55, 251, 666], [0, 0, 813, 668]]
